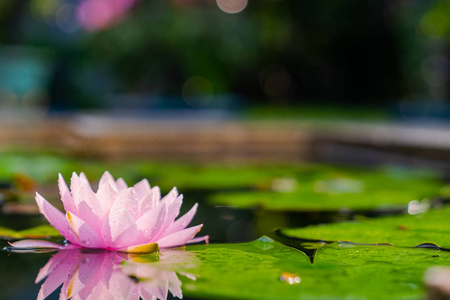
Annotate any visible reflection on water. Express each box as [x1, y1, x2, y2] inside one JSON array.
[[26, 248, 198, 300]]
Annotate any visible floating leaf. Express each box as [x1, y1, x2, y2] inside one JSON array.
[[0, 225, 61, 240], [182, 237, 320, 300], [181, 237, 450, 299], [209, 166, 444, 211], [282, 206, 450, 248], [312, 243, 450, 299]]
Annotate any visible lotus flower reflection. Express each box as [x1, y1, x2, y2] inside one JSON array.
[[11, 172, 207, 252], [34, 249, 197, 300]]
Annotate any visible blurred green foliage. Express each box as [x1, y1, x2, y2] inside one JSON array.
[[3, 0, 450, 105], [0, 224, 59, 240], [209, 166, 445, 211], [0, 151, 445, 214]]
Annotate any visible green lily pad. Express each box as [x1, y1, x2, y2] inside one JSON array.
[[312, 243, 450, 299], [209, 166, 444, 211], [181, 237, 449, 299], [183, 237, 323, 300], [0, 225, 61, 240], [282, 206, 450, 248]]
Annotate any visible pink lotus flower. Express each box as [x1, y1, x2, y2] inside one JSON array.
[[33, 248, 197, 300], [10, 172, 207, 253]]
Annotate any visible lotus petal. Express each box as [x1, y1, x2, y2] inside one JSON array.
[[165, 203, 198, 236], [161, 187, 178, 205], [139, 186, 161, 215], [157, 225, 203, 248], [102, 207, 137, 248], [153, 195, 183, 241], [133, 178, 151, 199], [112, 188, 140, 220], [98, 171, 115, 188], [95, 180, 118, 217], [9, 239, 62, 249], [58, 173, 75, 212], [66, 211, 105, 248], [187, 235, 209, 244], [35, 193, 78, 244], [136, 202, 168, 242], [116, 177, 128, 191], [79, 172, 90, 185]]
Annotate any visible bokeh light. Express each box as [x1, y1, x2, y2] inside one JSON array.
[[77, 0, 135, 31], [216, 0, 248, 14]]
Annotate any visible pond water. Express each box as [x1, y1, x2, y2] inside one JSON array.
[[0, 157, 449, 299]]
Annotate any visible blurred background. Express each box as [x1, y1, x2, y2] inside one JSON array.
[[1, 0, 450, 111], [0, 0, 450, 161], [1, 0, 450, 242]]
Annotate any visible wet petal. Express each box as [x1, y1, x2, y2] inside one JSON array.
[[116, 177, 128, 191], [133, 179, 151, 200], [72, 182, 104, 231], [96, 180, 118, 217], [165, 203, 198, 236], [76, 201, 103, 234], [136, 202, 168, 242], [153, 195, 183, 241], [157, 224, 203, 248], [187, 235, 209, 244], [161, 187, 178, 205], [139, 186, 161, 215], [35, 193, 78, 244], [67, 211, 105, 248], [70, 173, 81, 198], [112, 188, 140, 220], [58, 173, 75, 213], [98, 171, 115, 188], [72, 182, 100, 211], [102, 208, 137, 248], [79, 172, 90, 185]]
